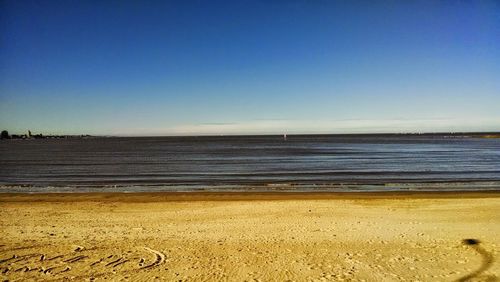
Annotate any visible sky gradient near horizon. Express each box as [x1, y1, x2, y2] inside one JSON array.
[[1, 0, 499, 135]]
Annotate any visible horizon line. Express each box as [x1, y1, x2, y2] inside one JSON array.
[[4, 130, 500, 138]]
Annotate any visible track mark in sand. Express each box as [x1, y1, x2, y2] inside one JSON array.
[[60, 266, 71, 273], [47, 255, 64, 261], [113, 259, 129, 268], [63, 255, 88, 263], [14, 266, 30, 272], [43, 266, 58, 274], [105, 258, 123, 267], [90, 258, 104, 266], [0, 255, 18, 264], [26, 267, 40, 272], [9, 253, 41, 263], [141, 247, 165, 269]]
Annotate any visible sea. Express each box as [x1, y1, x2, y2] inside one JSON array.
[[1, 134, 499, 192]]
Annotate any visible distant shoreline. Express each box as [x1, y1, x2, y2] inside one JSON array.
[[75, 132, 500, 138], [2, 131, 500, 139]]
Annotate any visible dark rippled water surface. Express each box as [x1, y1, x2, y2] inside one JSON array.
[[1, 135, 499, 192]]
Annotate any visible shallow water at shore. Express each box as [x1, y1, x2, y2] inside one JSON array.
[[1, 135, 499, 192]]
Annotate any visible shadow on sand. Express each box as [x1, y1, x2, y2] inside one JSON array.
[[457, 239, 496, 282]]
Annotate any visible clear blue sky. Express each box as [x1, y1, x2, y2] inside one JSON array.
[[1, 0, 499, 135]]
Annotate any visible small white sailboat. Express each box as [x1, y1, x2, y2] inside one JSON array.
[[283, 133, 287, 141]]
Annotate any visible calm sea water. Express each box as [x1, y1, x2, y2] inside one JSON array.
[[1, 135, 499, 192]]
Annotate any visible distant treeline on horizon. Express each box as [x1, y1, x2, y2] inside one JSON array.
[[2, 130, 500, 140], [0, 130, 91, 140]]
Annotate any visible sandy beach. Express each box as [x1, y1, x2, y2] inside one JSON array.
[[1, 192, 499, 281]]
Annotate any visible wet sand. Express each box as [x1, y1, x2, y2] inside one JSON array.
[[1, 192, 499, 281]]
